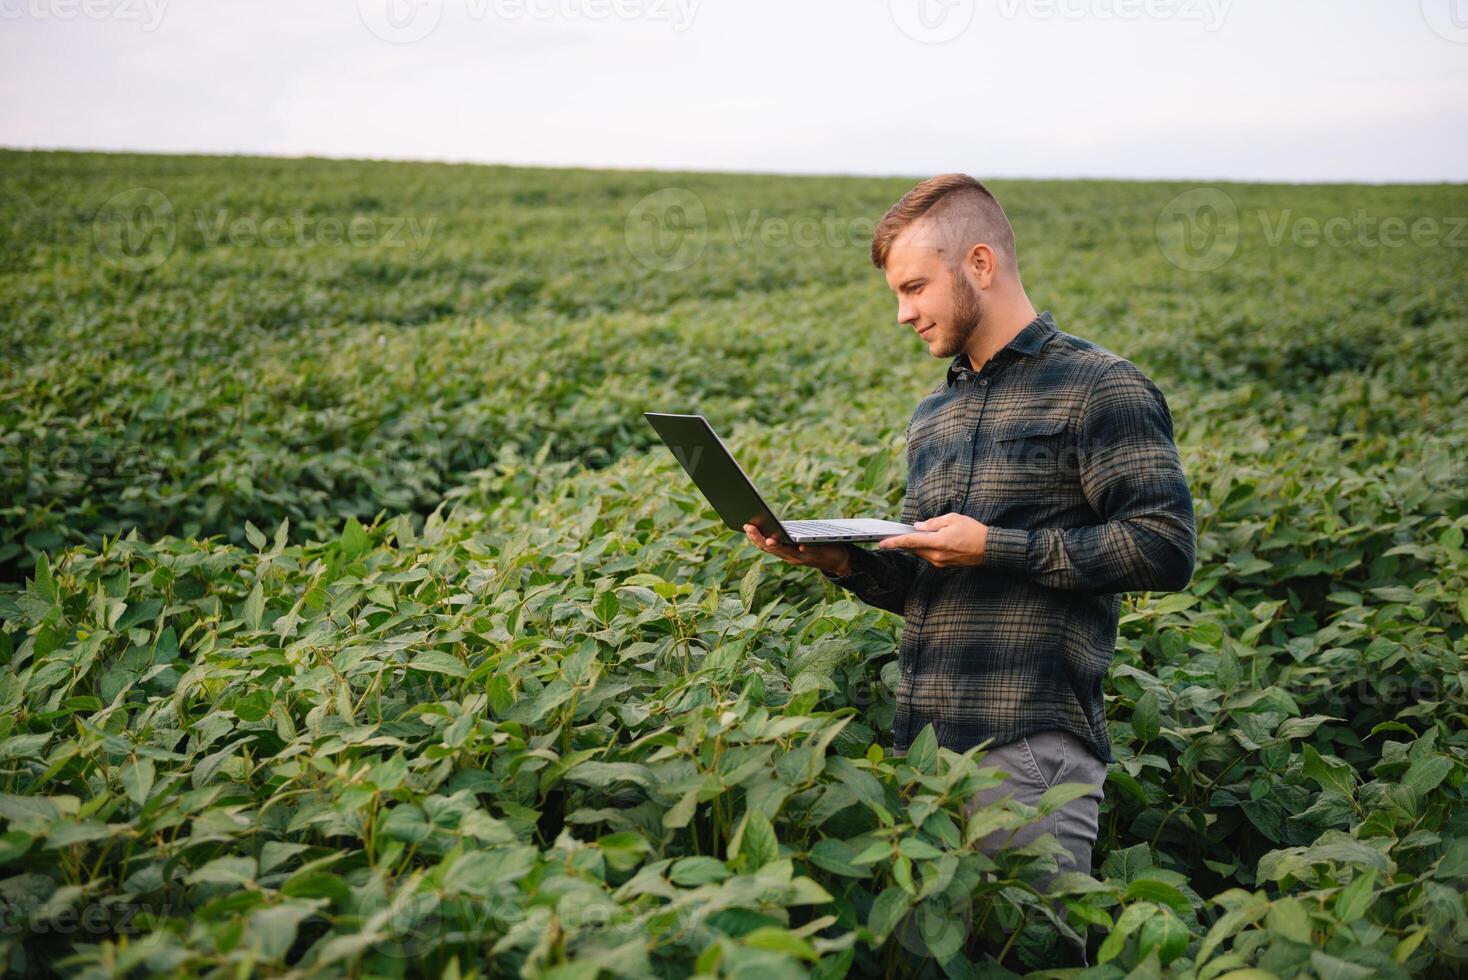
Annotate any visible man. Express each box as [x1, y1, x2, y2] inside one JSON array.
[[744, 173, 1196, 967]]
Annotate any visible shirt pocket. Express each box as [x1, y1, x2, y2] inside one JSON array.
[[989, 417, 1076, 488]]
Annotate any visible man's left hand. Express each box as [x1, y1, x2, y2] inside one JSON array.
[[877, 512, 989, 567]]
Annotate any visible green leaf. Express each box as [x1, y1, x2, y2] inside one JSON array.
[[340, 516, 371, 560], [695, 942, 723, 975], [740, 562, 760, 611], [567, 761, 655, 790], [670, 856, 731, 886], [1436, 838, 1468, 880], [662, 787, 699, 830], [1301, 745, 1355, 798], [0, 831, 33, 865], [906, 725, 938, 774], [868, 886, 911, 940], [1402, 755, 1452, 799], [1100, 843, 1153, 883], [30, 553, 57, 604], [233, 689, 272, 722], [187, 855, 258, 885], [807, 839, 867, 878], [897, 838, 944, 861], [593, 590, 620, 624], [1275, 715, 1340, 740], [597, 832, 650, 873], [743, 926, 816, 961], [1334, 868, 1376, 922], [739, 807, 779, 869], [1132, 689, 1160, 742], [244, 520, 266, 550], [1215, 650, 1241, 689], [119, 758, 155, 806], [1096, 901, 1157, 963], [893, 854, 914, 895], [45, 820, 116, 849], [1122, 878, 1191, 915], [1137, 909, 1190, 965], [245, 903, 315, 961], [486, 673, 513, 715], [1038, 781, 1098, 816], [407, 650, 469, 678], [1265, 896, 1312, 944], [115, 599, 162, 632], [1196, 891, 1270, 963], [0, 733, 50, 760], [1310, 951, 1376, 980], [243, 582, 264, 631], [1149, 593, 1198, 615], [916, 902, 965, 962]]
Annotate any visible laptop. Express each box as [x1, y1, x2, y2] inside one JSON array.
[[644, 412, 918, 545]]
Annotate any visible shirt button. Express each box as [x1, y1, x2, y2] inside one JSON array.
[[979, 379, 989, 386]]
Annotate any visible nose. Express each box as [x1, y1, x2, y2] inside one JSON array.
[[897, 298, 919, 327]]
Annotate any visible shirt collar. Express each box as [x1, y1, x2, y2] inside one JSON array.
[[946, 310, 1057, 386]]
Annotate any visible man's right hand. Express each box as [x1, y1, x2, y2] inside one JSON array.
[[743, 523, 852, 577]]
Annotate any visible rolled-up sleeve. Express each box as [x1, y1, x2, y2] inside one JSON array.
[[982, 359, 1196, 595]]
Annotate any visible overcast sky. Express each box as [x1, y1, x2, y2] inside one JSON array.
[[2, 0, 1465, 182]]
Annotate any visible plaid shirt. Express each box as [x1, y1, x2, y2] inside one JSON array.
[[823, 310, 1196, 764]]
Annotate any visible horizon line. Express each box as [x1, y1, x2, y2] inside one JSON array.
[[3, 143, 1464, 189]]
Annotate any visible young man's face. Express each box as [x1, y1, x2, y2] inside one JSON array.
[[883, 228, 984, 360]]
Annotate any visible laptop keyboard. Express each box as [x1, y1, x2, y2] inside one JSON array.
[[783, 520, 855, 535]]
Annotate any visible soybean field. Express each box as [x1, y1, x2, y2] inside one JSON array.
[[0, 149, 1465, 977]]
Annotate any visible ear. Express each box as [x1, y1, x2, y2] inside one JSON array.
[[967, 243, 997, 288]]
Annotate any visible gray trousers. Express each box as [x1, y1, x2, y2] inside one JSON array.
[[963, 728, 1107, 967]]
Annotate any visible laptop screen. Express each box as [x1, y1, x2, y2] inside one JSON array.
[[644, 413, 788, 541]]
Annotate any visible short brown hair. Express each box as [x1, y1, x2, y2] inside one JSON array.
[[870, 173, 1017, 273]]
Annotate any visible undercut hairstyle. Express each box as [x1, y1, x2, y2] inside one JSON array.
[[870, 173, 1018, 276]]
